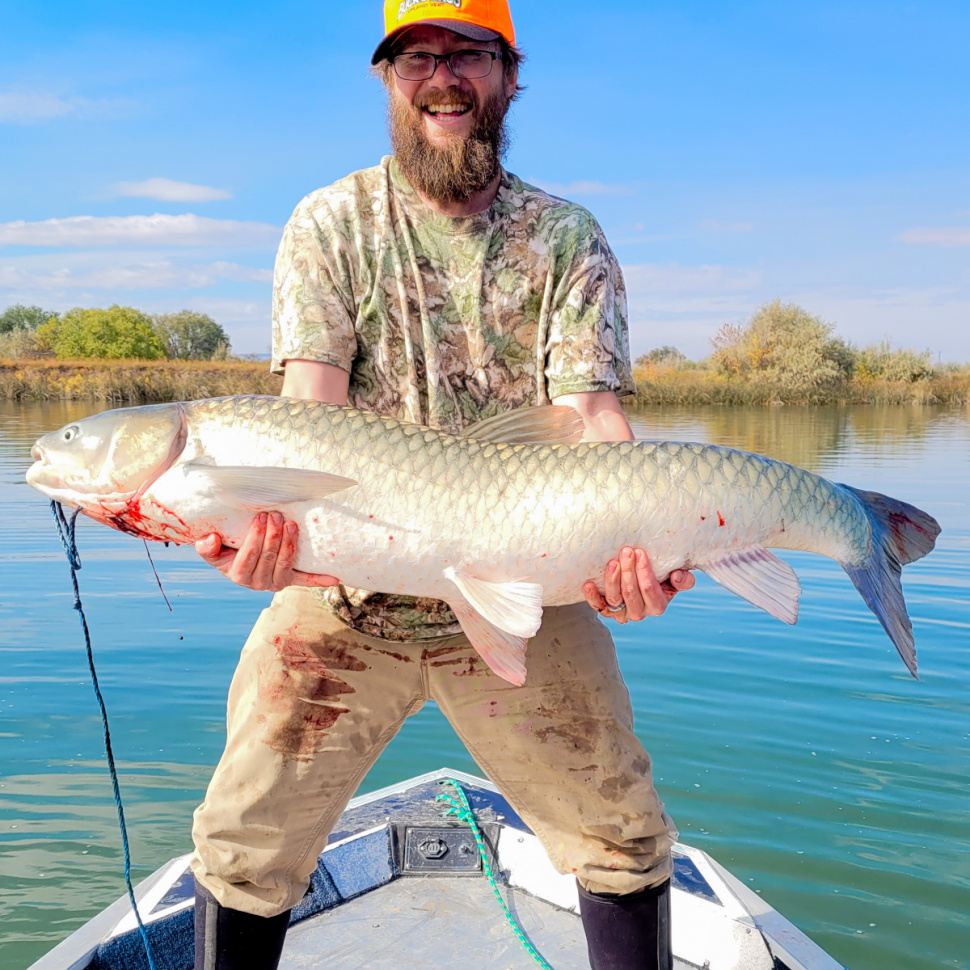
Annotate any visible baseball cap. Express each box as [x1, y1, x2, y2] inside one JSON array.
[[372, 0, 516, 65]]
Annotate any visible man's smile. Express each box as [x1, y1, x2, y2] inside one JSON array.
[[422, 102, 472, 119]]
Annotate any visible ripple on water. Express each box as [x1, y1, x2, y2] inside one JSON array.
[[2, 401, 969, 970]]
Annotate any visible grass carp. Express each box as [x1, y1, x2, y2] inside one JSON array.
[[26, 395, 940, 685]]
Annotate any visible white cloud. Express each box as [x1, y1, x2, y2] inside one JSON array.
[[0, 214, 280, 249], [787, 286, 970, 361], [0, 90, 133, 124], [114, 178, 233, 203], [899, 226, 970, 247], [621, 262, 764, 360], [0, 253, 275, 353], [531, 179, 635, 197], [623, 262, 762, 295], [0, 255, 272, 293], [699, 219, 755, 233]]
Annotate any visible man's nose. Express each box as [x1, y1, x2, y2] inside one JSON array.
[[428, 57, 459, 83]]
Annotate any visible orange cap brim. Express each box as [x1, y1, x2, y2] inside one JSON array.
[[372, 19, 501, 64]]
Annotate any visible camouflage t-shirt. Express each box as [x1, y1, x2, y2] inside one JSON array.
[[272, 155, 634, 641]]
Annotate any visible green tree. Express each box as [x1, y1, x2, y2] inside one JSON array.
[[855, 340, 934, 382], [39, 305, 167, 360], [635, 345, 688, 369], [153, 310, 231, 360], [0, 304, 58, 334], [711, 301, 851, 396]]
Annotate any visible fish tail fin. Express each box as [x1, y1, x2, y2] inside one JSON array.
[[840, 486, 941, 678]]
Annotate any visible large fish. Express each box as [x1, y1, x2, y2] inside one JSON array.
[[26, 396, 939, 684]]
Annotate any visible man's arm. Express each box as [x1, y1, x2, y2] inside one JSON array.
[[552, 390, 695, 623], [194, 360, 349, 591]]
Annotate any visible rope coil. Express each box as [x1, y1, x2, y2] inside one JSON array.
[[437, 779, 554, 970], [50, 501, 158, 970]]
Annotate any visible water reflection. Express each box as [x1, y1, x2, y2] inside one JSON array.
[[2, 398, 969, 970], [3, 399, 964, 472], [0, 401, 98, 463], [631, 404, 963, 471]]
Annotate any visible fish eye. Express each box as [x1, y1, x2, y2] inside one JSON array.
[[62, 426, 80, 443]]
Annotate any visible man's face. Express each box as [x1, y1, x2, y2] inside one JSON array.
[[385, 25, 518, 204], [390, 25, 516, 146]]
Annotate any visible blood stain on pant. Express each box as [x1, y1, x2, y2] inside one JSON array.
[[423, 644, 465, 663], [531, 695, 601, 754], [599, 775, 632, 802], [258, 632, 368, 762], [534, 717, 599, 755]]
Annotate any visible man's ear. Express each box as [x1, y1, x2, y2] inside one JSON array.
[[505, 66, 519, 100]]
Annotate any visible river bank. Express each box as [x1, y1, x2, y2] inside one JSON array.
[[0, 359, 281, 403], [632, 366, 970, 406], [4, 358, 970, 406]]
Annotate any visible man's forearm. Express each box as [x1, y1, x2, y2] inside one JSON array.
[[551, 389, 635, 443]]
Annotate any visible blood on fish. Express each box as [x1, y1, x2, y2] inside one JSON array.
[[717, 511, 725, 527], [95, 496, 190, 543]]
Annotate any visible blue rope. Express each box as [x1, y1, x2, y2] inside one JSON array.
[[50, 500, 159, 970]]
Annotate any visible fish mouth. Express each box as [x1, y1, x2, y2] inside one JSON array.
[[30, 443, 47, 464]]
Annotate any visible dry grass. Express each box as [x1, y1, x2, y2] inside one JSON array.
[[0, 358, 282, 403], [633, 366, 970, 407], [4, 357, 968, 408]]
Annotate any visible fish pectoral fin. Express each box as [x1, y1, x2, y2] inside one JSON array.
[[698, 546, 801, 625], [444, 567, 544, 639], [183, 463, 357, 510], [449, 598, 530, 686], [460, 405, 586, 445]]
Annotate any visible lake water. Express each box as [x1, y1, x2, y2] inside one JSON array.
[[1, 400, 968, 970]]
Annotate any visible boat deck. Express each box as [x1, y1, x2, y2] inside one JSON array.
[[30, 769, 843, 970], [281, 875, 603, 970]]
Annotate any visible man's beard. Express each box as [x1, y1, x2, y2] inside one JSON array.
[[388, 84, 511, 205]]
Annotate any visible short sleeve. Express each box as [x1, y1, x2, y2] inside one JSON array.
[[270, 194, 359, 376], [543, 217, 636, 401]]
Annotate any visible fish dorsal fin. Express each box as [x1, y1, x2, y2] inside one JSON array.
[[444, 566, 544, 639], [448, 598, 530, 686], [460, 405, 585, 445], [183, 463, 357, 510], [699, 546, 801, 624]]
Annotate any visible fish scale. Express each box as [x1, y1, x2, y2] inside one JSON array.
[[26, 395, 940, 685]]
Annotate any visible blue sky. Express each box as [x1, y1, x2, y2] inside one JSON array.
[[1, 0, 968, 361]]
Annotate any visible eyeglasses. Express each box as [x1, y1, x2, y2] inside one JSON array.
[[391, 49, 501, 81]]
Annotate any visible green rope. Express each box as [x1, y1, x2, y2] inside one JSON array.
[[436, 780, 554, 970]]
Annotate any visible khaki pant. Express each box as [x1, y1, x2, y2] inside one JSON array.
[[191, 587, 676, 916]]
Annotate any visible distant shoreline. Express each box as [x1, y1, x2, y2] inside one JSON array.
[[0, 359, 281, 403], [632, 367, 970, 407], [2, 358, 968, 406]]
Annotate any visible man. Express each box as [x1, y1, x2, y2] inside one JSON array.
[[191, 3, 694, 968]]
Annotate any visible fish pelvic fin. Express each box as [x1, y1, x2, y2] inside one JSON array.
[[839, 486, 941, 679], [443, 567, 545, 686], [443, 567, 544, 639], [449, 598, 530, 686], [698, 546, 801, 625]]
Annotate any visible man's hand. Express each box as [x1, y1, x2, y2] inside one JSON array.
[[195, 512, 339, 593], [583, 547, 695, 624]]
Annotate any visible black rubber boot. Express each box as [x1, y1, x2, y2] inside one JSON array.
[[578, 879, 672, 970], [194, 881, 291, 970]]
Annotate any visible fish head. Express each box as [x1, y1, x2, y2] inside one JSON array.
[[26, 403, 187, 512]]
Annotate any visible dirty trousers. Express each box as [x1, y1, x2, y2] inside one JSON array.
[[191, 587, 676, 917]]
